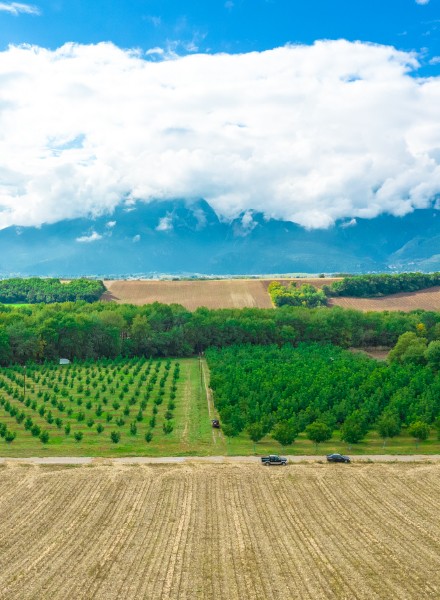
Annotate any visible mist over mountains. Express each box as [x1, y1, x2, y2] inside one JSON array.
[[0, 200, 439, 277]]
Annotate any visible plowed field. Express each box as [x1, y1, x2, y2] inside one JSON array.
[[330, 286, 440, 312], [0, 462, 439, 600], [102, 278, 340, 310], [102, 279, 274, 309]]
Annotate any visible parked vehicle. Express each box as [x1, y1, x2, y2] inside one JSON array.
[[261, 455, 288, 466], [211, 419, 220, 428], [326, 453, 351, 463]]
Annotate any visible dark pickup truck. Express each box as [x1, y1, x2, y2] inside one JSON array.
[[261, 455, 288, 466]]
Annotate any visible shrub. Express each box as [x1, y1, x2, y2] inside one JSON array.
[[163, 421, 174, 435], [110, 431, 121, 444], [5, 430, 16, 443], [39, 431, 49, 444]]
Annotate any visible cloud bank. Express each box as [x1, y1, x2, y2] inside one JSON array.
[[0, 40, 440, 230]]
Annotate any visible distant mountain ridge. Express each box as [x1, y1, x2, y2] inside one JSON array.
[[0, 200, 439, 276]]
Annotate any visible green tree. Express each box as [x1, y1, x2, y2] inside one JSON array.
[[340, 418, 365, 447], [408, 421, 430, 449], [425, 341, 440, 372], [305, 421, 332, 451], [388, 332, 427, 365], [110, 431, 121, 443], [272, 421, 297, 446], [376, 414, 400, 447]]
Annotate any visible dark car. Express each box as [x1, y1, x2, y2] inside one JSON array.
[[326, 453, 351, 463], [261, 455, 288, 466], [211, 419, 220, 428]]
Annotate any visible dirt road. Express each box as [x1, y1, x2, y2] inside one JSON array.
[[1, 454, 439, 465]]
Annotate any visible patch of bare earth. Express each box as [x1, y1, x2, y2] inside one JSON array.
[[329, 286, 440, 312], [0, 462, 439, 599]]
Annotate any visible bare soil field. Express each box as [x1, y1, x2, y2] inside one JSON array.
[[0, 462, 439, 600], [102, 278, 341, 310], [330, 286, 440, 312], [103, 279, 274, 309]]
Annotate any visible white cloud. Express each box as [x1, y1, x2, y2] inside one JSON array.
[[156, 215, 174, 232], [0, 2, 40, 15], [132, 234, 141, 242], [76, 231, 102, 243], [0, 40, 440, 230], [430, 56, 440, 64], [415, 0, 430, 4]]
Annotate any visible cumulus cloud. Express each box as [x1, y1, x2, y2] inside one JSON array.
[[0, 40, 440, 230], [0, 2, 40, 15], [76, 231, 102, 243], [156, 215, 174, 232], [415, 0, 430, 5]]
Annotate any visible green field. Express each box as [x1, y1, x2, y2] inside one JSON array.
[[0, 357, 439, 457]]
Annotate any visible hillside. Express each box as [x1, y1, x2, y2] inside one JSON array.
[[0, 200, 439, 276]]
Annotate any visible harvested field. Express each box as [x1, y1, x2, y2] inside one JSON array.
[[0, 462, 439, 600], [102, 278, 341, 310], [330, 286, 440, 312], [103, 279, 274, 309]]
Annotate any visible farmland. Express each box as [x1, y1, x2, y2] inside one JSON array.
[[1, 356, 439, 457], [103, 279, 275, 309], [330, 286, 440, 312], [102, 278, 341, 310], [0, 461, 439, 599], [101, 278, 440, 312], [0, 358, 216, 457]]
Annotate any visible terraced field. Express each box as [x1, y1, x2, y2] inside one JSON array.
[[0, 462, 438, 599]]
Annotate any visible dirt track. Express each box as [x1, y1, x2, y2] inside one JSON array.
[[1, 454, 440, 465], [0, 462, 439, 599]]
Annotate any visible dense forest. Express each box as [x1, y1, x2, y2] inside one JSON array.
[[327, 272, 440, 297], [0, 300, 439, 364], [0, 279, 105, 304], [206, 343, 440, 442]]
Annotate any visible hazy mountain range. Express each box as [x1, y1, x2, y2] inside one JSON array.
[[0, 200, 439, 277]]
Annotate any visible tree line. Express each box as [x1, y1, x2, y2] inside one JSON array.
[[0, 278, 105, 304], [0, 300, 439, 365], [326, 272, 440, 297], [205, 343, 440, 444]]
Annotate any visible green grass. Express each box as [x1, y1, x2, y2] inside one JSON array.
[[0, 357, 438, 457]]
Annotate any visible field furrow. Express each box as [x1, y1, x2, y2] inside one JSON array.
[[0, 463, 439, 600]]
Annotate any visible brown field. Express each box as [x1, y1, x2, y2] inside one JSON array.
[[103, 279, 274, 309], [0, 462, 439, 600], [330, 286, 440, 312], [102, 278, 341, 310]]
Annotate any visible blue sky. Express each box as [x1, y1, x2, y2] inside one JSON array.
[[0, 0, 439, 72]]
